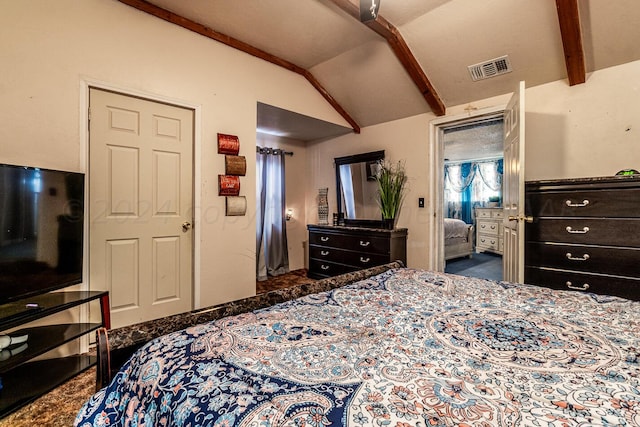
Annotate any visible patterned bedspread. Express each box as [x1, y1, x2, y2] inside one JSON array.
[[75, 268, 640, 426]]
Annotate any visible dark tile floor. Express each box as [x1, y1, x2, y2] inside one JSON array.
[[445, 251, 503, 281], [256, 269, 314, 294]]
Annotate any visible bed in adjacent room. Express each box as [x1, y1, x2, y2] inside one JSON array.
[[444, 217, 474, 260], [75, 267, 640, 426]]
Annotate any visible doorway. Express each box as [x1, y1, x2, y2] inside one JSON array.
[[88, 88, 195, 329], [429, 107, 506, 279], [443, 118, 504, 281]]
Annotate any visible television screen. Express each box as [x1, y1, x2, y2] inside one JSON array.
[[0, 164, 84, 304]]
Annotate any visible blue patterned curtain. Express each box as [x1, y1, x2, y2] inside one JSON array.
[[444, 159, 503, 223], [459, 163, 473, 223]]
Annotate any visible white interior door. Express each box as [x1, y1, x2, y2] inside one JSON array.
[[502, 81, 526, 283], [89, 88, 194, 328]]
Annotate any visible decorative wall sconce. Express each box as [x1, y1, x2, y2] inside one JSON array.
[[286, 208, 293, 221]]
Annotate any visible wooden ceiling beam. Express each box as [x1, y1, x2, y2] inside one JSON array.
[[117, 0, 360, 133], [328, 0, 446, 116], [555, 0, 586, 85]]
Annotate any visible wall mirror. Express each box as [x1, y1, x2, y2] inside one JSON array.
[[335, 150, 384, 227]]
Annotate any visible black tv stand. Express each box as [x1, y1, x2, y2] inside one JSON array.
[[0, 290, 110, 418]]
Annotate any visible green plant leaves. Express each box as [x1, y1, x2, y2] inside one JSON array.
[[375, 160, 407, 219]]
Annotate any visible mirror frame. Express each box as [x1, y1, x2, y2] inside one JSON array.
[[335, 150, 385, 228]]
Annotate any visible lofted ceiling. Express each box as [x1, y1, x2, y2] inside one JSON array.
[[120, 0, 640, 140]]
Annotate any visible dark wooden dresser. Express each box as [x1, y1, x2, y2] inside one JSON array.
[[525, 175, 640, 300], [307, 225, 407, 279]]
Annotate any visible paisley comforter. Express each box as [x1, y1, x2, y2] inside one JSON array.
[[75, 268, 640, 426]]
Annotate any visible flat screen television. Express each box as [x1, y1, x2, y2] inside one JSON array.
[[0, 164, 85, 305]]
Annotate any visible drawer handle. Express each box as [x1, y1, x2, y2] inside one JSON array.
[[321, 264, 330, 270], [566, 226, 589, 234], [490, 225, 496, 229], [320, 236, 329, 242], [320, 250, 330, 256], [565, 199, 590, 207], [566, 281, 590, 291], [360, 257, 370, 263], [566, 252, 590, 261], [359, 241, 371, 247]]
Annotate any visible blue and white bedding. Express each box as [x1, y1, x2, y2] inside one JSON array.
[[75, 268, 640, 426]]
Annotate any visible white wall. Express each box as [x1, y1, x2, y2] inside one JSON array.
[[525, 60, 640, 180], [0, 0, 350, 309], [308, 61, 640, 270], [306, 115, 434, 269]]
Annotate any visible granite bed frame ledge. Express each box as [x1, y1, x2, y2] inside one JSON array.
[[101, 261, 405, 381]]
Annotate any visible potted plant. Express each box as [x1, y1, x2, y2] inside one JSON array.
[[375, 159, 408, 229]]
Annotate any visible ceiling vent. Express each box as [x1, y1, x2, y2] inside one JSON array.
[[468, 55, 512, 81]]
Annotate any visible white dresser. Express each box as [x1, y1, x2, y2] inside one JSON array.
[[475, 207, 504, 255]]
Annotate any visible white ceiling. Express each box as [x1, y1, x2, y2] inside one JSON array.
[[444, 119, 504, 163], [137, 0, 640, 140]]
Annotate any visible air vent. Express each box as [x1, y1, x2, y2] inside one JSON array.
[[468, 55, 512, 81]]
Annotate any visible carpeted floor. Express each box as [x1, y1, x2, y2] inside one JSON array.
[[1, 269, 316, 426], [445, 251, 503, 281]]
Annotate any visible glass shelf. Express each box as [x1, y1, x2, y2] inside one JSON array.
[[0, 355, 96, 417], [0, 291, 107, 331], [0, 323, 102, 373], [0, 290, 110, 418]]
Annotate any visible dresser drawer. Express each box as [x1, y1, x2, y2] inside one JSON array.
[[309, 246, 388, 268], [307, 225, 407, 279], [477, 220, 499, 236], [526, 242, 640, 277], [477, 235, 500, 251], [527, 188, 640, 218], [525, 267, 640, 301], [526, 218, 640, 246], [476, 208, 503, 219], [308, 259, 359, 278], [309, 231, 390, 254], [476, 209, 492, 219]]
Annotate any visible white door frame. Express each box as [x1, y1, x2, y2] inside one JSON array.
[[428, 105, 507, 271], [79, 78, 202, 310]]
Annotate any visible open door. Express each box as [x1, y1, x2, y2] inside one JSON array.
[[502, 81, 526, 283]]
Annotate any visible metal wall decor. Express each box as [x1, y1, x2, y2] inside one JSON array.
[[217, 133, 240, 155], [218, 175, 240, 196], [225, 155, 246, 176], [225, 196, 247, 216], [217, 133, 246, 215]]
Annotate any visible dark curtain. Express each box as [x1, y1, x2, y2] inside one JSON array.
[[256, 147, 289, 280]]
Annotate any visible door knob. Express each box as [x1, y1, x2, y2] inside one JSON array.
[[182, 221, 192, 232], [508, 215, 533, 223]]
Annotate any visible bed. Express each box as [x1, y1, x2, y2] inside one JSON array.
[[75, 267, 640, 426], [444, 218, 474, 260]]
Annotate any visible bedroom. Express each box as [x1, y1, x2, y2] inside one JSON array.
[[1, 0, 639, 424]]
